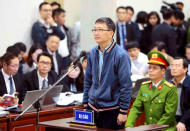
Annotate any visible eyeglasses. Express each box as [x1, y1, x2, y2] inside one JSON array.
[[170, 64, 182, 69], [38, 61, 51, 66], [92, 29, 110, 33], [41, 9, 52, 12], [8, 64, 19, 68]]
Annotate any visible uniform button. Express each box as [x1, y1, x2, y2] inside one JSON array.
[[151, 101, 154, 104], [149, 117, 152, 120], [150, 109, 152, 112]]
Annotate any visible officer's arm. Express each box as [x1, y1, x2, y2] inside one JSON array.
[[157, 86, 178, 125], [82, 53, 92, 104], [125, 89, 144, 127]]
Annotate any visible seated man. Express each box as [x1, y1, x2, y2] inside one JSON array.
[[126, 51, 178, 130], [31, 2, 64, 49], [45, 34, 64, 75], [170, 57, 190, 131], [126, 41, 149, 81], [0, 52, 25, 104], [24, 53, 58, 91]]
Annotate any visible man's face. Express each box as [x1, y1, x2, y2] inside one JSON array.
[[37, 56, 52, 75], [3, 57, 19, 76], [93, 22, 114, 45], [148, 64, 165, 81], [170, 59, 187, 77], [54, 12, 65, 26], [127, 47, 140, 60], [185, 48, 190, 61], [39, 4, 52, 20], [126, 9, 134, 22], [46, 36, 60, 53], [117, 8, 127, 22], [82, 59, 87, 70]]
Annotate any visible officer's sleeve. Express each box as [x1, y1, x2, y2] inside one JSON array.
[[125, 89, 144, 127], [157, 86, 178, 125], [82, 53, 92, 104]]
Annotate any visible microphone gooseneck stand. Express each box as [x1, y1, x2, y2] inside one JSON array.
[[14, 64, 78, 131]]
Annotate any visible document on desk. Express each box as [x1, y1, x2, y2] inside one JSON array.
[[56, 93, 83, 106]]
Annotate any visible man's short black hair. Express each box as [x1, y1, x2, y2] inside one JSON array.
[[6, 46, 20, 57], [126, 6, 134, 14], [116, 6, 126, 12], [174, 57, 188, 69], [161, 8, 174, 20], [153, 41, 167, 52], [174, 11, 184, 20], [51, 1, 61, 8], [95, 17, 116, 33], [176, 2, 184, 6], [126, 41, 140, 50], [52, 8, 65, 18], [39, 2, 49, 11], [14, 42, 26, 52], [1, 52, 18, 65], [37, 52, 53, 64]]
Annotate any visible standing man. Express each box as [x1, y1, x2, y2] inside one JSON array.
[[126, 51, 178, 131], [83, 17, 132, 130], [31, 2, 64, 49], [116, 6, 138, 50], [170, 57, 190, 131]]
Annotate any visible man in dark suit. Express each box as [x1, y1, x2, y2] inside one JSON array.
[[116, 6, 138, 50], [170, 57, 190, 131], [24, 53, 57, 91], [44, 34, 64, 75], [152, 9, 177, 57], [31, 2, 65, 49], [0, 53, 25, 104]]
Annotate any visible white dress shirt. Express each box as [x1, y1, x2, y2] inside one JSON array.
[[37, 71, 48, 90], [1, 69, 16, 94]]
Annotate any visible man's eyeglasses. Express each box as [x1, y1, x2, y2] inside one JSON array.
[[38, 61, 51, 66], [92, 29, 110, 33]]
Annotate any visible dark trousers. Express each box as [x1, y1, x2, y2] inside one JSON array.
[[87, 106, 125, 130]]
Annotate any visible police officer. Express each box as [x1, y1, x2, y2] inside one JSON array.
[[126, 51, 178, 131]]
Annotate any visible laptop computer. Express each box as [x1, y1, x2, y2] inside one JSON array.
[[9, 85, 63, 113]]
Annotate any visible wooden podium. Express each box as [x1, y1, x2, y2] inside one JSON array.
[[39, 117, 169, 131]]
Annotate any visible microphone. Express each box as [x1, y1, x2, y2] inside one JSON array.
[[73, 51, 87, 65]]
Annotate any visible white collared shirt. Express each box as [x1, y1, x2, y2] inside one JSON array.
[[37, 70, 48, 90], [47, 48, 59, 74], [58, 26, 69, 57], [152, 80, 162, 88], [1, 69, 16, 94]]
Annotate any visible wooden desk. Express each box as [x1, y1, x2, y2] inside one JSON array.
[[7, 105, 83, 131], [39, 117, 169, 131], [0, 116, 8, 131]]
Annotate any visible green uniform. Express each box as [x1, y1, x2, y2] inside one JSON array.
[[126, 78, 178, 131]]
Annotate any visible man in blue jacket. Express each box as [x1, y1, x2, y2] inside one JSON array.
[[83, 17, 132, 130]]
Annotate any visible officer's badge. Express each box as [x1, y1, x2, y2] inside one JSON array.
[[152, 53, 158, 58]]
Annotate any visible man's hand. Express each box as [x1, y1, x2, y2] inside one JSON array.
[[10, 98, 19, 106], [176, 122, 186, 131], [46, 16, 56, 26], [117, 113, 127, 125]]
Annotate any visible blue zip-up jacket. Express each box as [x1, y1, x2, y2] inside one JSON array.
[[83, 42, 132, 111]]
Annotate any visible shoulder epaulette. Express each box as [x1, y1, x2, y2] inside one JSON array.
[[142, 80, 151, 85], [164, 81, 174, 88]]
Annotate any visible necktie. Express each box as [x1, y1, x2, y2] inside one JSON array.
[[9, 77, 15, 95], [42, 79, 46, 89], [152, 85, 156, 92], [121, 24, 126, 48], [53, 53, 58, 74]]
